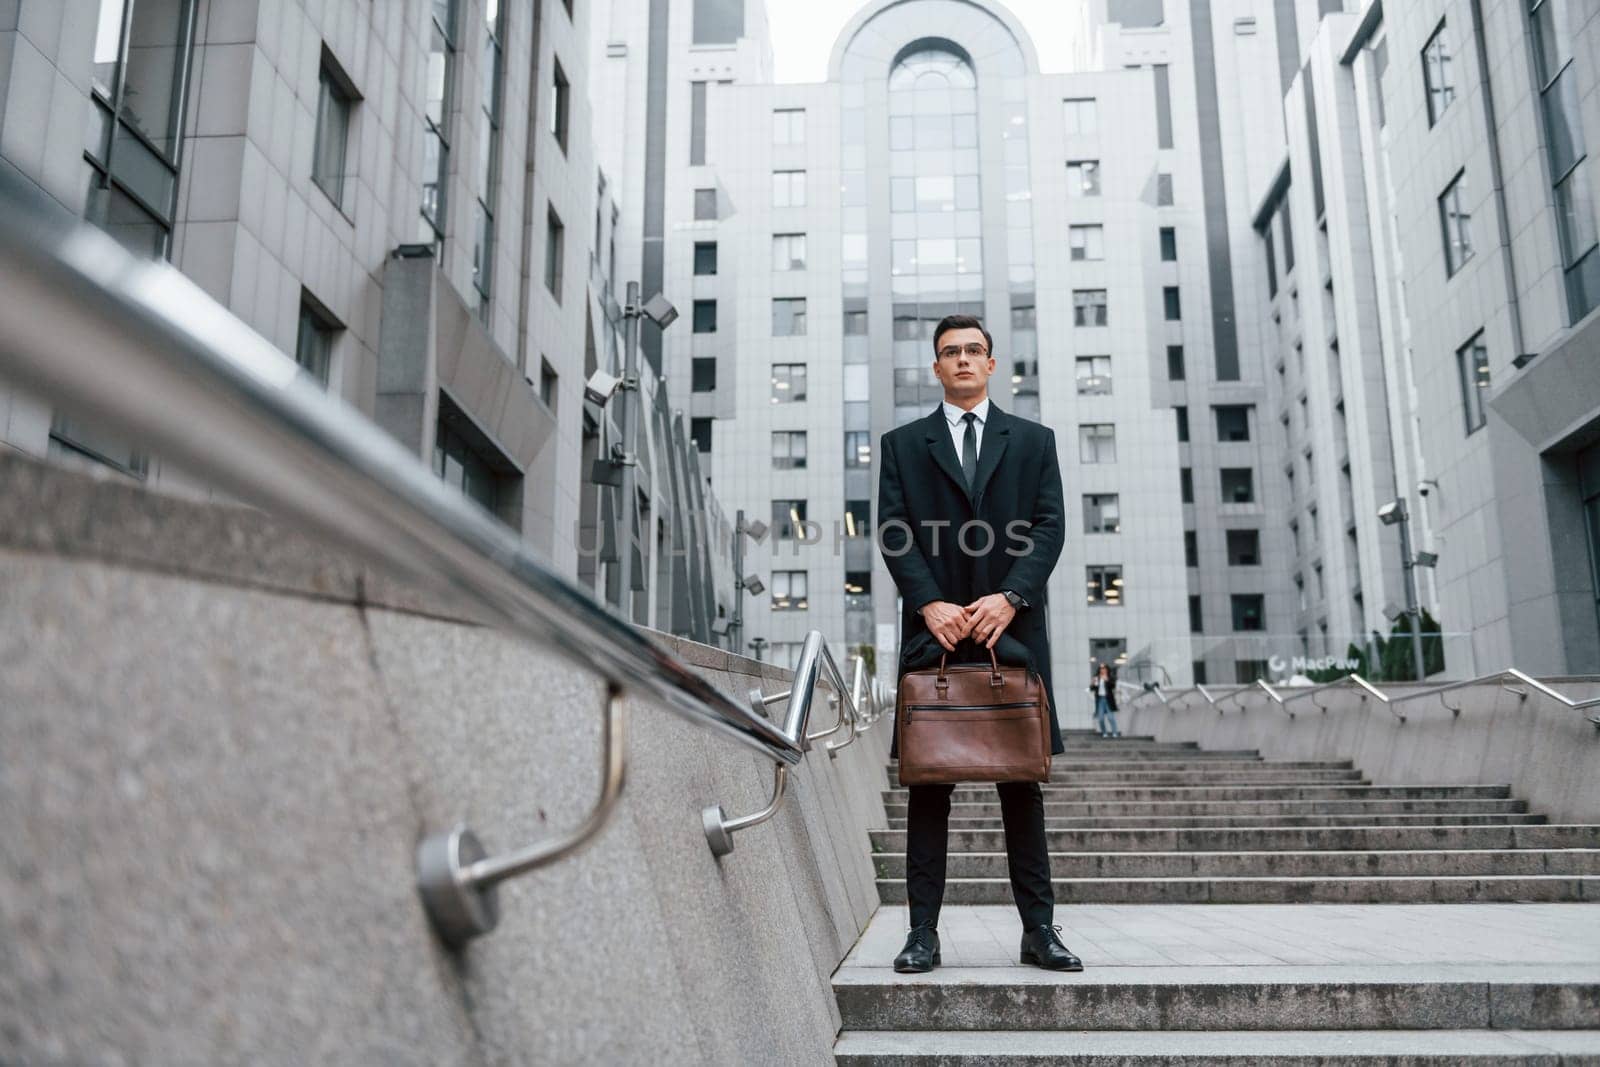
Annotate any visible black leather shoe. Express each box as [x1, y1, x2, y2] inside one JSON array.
[[893, 924, 941, 973], [1020, 925, 1083, 971]]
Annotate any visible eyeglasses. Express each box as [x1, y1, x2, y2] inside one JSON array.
[[937, 343, 990, 360]]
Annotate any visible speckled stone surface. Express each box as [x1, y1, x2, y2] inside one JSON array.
[[0, 458, 896, 1064]]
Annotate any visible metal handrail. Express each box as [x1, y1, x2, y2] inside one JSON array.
[[0, 175, 838, 948], [1137, 669, 1600, 726], [703, 633, 883, 855]]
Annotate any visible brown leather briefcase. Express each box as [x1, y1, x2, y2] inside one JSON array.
[[896, 647, 1051, 785]]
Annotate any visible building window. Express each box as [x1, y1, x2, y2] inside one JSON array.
[[312, 50, 357, 208], [772, 169, 806, 207], [1457, 332, 1489, 434], [772, 431, 807, 469], [1163, 286, 1182, 320], [1070, 225, 1104, 260], [772, 232, 806, 271], [692, 356, 717, 392], [693, 0, 744, 44], [1153, 62, 1174, 148], [1087, 565, 1124, 606], [1192, 659, 1209, 684], [1529, 0, 1600, 319], [772, 500, 808, 540], [544, 205, 564, 301], [1227, 529, 1261, 565], [692, 299, 717, 333], [1184, 529, 1198, 567], [1084, 493, 1121, 534], [48, 410, 148, 478], [1156, 172, 1174, 205], [1073, 289, 1108, 326], [1189, 595, 1203, 633], [690, 81, 707, 164], [1089, 637, 1127, 669], [1422, 20, 1455, 126], [1080, 423, 1117, 464], [1264, 226, 1279, 297], [1235, 659, 1270, 684], [772, 297, 807, 336], [1076, 355, 1112, 394], [844, 431, 871, 468], [1231, 594, 1265, 631], [690, 417, 713, 453], [773, 108, 805, 145], [844, 310, 868, 335], [1215, 405, 1252, 442], [1180, 466, 1194, 503], [694, 241, 718, 274], [1063, 97, 1097, 135], [539, 358, 558, 410], [1176, 406, 1190, 443], [771, 363, 807, 402], [295, 294, 337, 387], [1067, 160, 1101, 198], [1439, 170, 1473, 276], [845, 499, 872, 538], [694, 187, 717, 220], [771, 570, 808, 611], [433, 395, 516, 523], [1221, 467, 1255, 503], [472, 0, 506, 307], [550, 57, 570, 151], [419, 0, 458, 239], [1160, 227, 1178, 261], [1167, 344, 1185, 380]]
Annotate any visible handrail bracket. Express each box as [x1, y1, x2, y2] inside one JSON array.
[[417, 684, 629, 949]]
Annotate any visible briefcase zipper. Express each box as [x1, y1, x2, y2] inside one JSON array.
[[904, 700, 1038, 712]]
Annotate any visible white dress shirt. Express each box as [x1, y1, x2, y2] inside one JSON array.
[[941, 396, 990, 459]]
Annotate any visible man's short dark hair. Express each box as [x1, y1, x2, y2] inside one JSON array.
[[932, 314, 993, 357]]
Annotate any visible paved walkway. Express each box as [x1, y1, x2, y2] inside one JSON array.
[[843, 903, 1600, 972]]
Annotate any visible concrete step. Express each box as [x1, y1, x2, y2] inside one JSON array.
[[882, 799, 1530, 819], [874, 874, 1600, 904], [834, 962, 1600, 1031], [883, 784, 1511, 803], [887, 813, 1550, 829], [891, 751, 1267, 762], [868, 824, 1600, 854], [871, 848, 1600, 879], [893, 771, 1372, 786], [833, 1028, 1600, 1064]]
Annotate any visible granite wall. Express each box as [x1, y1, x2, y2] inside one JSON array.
[[1123, 677, 1600, 825], [0, 451, 890, 1065]]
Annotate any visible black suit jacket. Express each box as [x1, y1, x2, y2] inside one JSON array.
[[879, 401, 1065, 755]]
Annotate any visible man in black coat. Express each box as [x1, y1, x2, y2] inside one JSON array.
[[878, 314, 1082, 974]]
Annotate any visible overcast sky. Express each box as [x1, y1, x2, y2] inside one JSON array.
[[766, 0, 1084, 83]]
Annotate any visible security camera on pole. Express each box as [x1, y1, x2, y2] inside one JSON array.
[[1377, 497, 1429, 682]]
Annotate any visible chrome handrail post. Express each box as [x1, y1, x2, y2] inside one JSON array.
[[417, 685, 628, 948]]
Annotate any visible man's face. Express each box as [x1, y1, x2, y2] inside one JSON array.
[[932, 326, 995, 401]]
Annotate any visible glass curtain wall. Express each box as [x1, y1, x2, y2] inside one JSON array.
[[887, 49, 984, 426]]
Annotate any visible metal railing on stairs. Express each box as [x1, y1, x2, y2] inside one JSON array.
[[1126, 668, 1600, 728], [0, 172, 892, 951]]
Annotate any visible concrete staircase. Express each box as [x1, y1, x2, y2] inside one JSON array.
[[833, 730, 1600, 1063]]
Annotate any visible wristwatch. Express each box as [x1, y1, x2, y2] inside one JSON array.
[[1001, 589, 1026, 610]]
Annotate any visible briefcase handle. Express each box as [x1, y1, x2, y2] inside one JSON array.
[[936, 647, 1005, 692]]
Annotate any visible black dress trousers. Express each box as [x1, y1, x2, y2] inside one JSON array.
[[905, 779, 1055, 930]]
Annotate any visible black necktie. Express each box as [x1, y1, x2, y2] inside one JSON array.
[[961, 411, 978, 488]]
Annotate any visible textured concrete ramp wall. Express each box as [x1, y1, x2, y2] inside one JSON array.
[[0, 453, 890, 1065], [1124, 679, 1600, 824]]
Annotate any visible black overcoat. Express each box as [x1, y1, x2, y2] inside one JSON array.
[[878, 402, 1066, 756]]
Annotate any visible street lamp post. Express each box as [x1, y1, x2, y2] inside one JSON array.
[[1378, 497, 1427, 682], [612, 282, 677, 625], [731, 508, 745, 652]]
